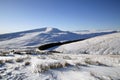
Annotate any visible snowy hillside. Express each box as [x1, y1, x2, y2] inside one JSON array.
[[0, 27, 81, 48], [52, 32, 120, 55], [0, 29, 120, 80], [0, 27, 117, 49]]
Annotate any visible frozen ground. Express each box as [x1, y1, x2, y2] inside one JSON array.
[[0, 53, 120, 80]]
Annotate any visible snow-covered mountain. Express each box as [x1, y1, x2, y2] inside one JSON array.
[[0, 27, 117, 48], [0, 28, 120, 80], [52, 32, 120, 55]]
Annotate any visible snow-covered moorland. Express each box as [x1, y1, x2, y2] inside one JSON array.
[[0, 27, 117, 49], [0, 28, 120, 80], [52, 32, 120, 55], [0, 53, 120, 80]]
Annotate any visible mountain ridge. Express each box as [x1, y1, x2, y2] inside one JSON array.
[[0, 27, 118, 49]]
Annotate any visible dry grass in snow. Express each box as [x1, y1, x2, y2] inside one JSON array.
[[31, 57, 69, 73]]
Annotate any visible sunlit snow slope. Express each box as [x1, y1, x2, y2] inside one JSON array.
[[53, 33, 120, 54], [0, 27, 117, 48]]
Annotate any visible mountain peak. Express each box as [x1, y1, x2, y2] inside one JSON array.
[[45, 27, 53, 32], [18, 27, 62, 33], [43, 27, 62, 33]]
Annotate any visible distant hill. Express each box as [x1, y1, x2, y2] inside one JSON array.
[[0, 27, 117, 48], [52, 33, 120, 55]]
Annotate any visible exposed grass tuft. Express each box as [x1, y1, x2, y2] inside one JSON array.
[[32, 59, 70, 73], [84, 58, 108, 66], [15, 58, 23, 62], [5, 59, 14, 63], [0, 52, 9, 56], [25, 61, 31, 66], [0, 60, 4, 64]]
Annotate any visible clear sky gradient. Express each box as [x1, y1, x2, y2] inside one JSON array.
[[0, 0, 120, 33]]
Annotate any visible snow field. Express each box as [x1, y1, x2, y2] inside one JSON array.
[[0, 53, 120, 80], [29, 54, 120, 74]]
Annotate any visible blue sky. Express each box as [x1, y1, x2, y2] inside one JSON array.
[[0, 0, 120, 33]]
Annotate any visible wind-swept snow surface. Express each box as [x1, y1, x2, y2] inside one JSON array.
[[0, 53, 120, 80], [53, 33, 120, 55]]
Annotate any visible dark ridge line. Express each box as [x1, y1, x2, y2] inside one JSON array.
[[38, 38, 87, 50]]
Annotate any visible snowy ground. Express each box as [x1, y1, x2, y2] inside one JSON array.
[[0, 53, 120, 80]]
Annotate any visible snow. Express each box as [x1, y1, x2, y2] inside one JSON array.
[[0, 53, 120, 80], [0, 28, 120, 80], [0, 27, 117, 49], [74, 30, 115, 34], [53, 32, 120, 54], [45, 27, 53, 33]]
